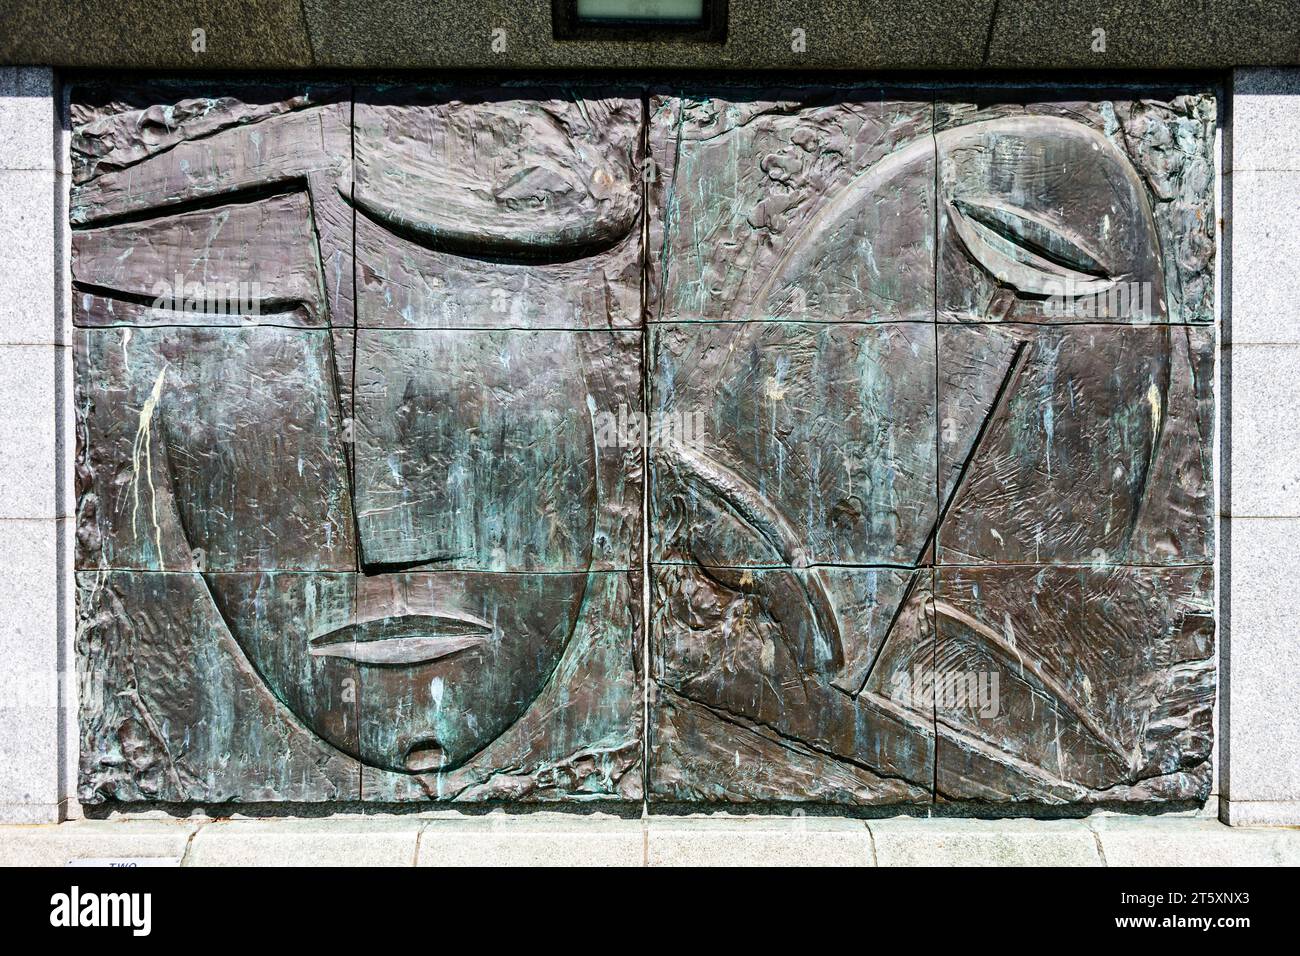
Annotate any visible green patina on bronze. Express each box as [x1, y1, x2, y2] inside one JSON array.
[[72, 80, 1215, 806]]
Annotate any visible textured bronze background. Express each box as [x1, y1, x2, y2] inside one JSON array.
[[73, 81, 1216, 806], [647, 87, 1215, 806]]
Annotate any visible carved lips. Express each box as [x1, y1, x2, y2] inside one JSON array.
[[308, 611, 494, 666]]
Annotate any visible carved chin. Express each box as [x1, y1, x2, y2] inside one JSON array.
[[204, 569, 587, 774]]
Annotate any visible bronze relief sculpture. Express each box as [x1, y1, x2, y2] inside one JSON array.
[[73, 82, 1215, 806]]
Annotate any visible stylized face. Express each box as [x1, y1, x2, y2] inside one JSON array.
[[172, 327, 604, 773], [650, 107, 1170, 690], [641, 96, 1213, 806], [201, 93, 640, 774], [74, 89, 643, 776]]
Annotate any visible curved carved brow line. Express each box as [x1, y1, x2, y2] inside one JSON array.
[[343, 184, 639, 266]]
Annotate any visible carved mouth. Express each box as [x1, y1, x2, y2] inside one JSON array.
[[309, 611, 493, 666]]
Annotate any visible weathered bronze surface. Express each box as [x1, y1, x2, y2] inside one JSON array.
[[74, 84, 644, 802], [73, 82, 1216, 806], [645, 87, 1215, 806]]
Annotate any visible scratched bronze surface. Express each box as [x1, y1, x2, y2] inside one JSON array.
[[72, 82, 1215, 805]]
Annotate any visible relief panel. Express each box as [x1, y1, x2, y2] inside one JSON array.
[[72, 81, 1216, 808], [645, 85, 1215, 806], [73, 83, 644, 803]]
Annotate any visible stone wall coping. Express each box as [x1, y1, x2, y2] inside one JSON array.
[[3, 814, 1298, 866]]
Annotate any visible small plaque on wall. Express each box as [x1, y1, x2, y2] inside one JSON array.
[[67, 859, 182, 867]]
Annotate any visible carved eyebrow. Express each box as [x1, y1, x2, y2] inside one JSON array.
[[71, 190, 327, 325], [345, 181, 637, 266]]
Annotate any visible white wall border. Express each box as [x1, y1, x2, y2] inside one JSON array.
[[1219, 68, 1300, 826], [0, 66, 71, 823]]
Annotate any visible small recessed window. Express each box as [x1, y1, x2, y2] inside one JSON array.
[[577, 0, 704, 19], [553, 0, 727, 42]]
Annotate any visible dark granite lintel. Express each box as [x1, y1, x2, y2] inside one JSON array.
[[4, 0, 1298, 70]]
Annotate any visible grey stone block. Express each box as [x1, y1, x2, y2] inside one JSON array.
[[0, 2, 313, 68], [4, 814, 1300, 865], [0, 820, 195, 865], [5, 1, 1300, 70], [0, 518, 63, 808], [1226, 171, 1300, 344], [867, 817, 1102, 866], [0, 170, 57, 346], [55, 345, 71, 512], [185, 818, 424, 866], [1223, 346, 1300, 515], [1092, 815, 1300, 864], [301, 0, 993, 70], [0, 67, 55, 172], [0, 345, 56, 518], [0, 67, 52, 99], [0, 803, 61, 824], [1221, 798, 1300, 826], [0, 518, 58, 667], [0, 517, 66, 824], [986, 2, 1300, 69], [418, 814, 643, 866], [645, 817, 873, 867], [1222, 516, 1300, 809], [1232, 69, 1300, 173], [0, 713, 60, 813], [56, 87, 69, 177]]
